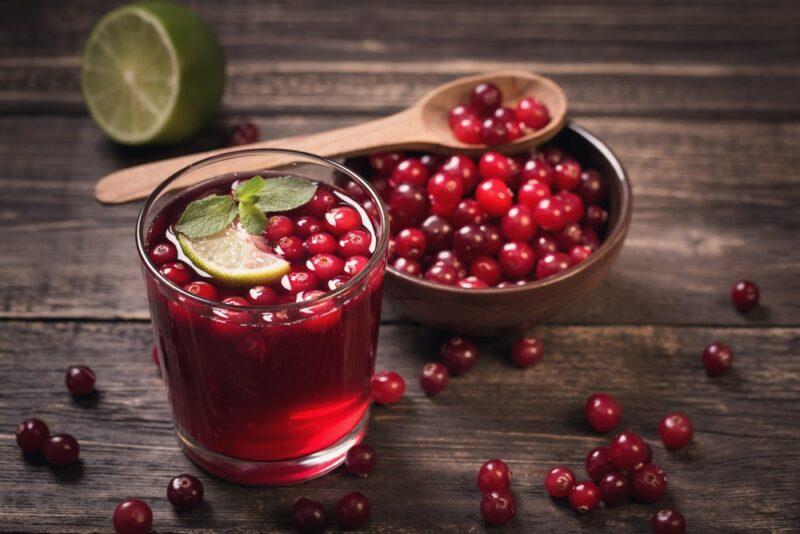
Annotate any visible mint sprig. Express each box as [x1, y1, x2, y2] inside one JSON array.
[[176, 176, 318, 238]]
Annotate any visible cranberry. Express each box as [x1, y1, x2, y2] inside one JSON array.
[[395, 228, 426, 259], [480, 490, 516, 526], [293, 497, 327, 533], [535, 252, 571, 280], [343, 255, 369, 276], [480, 117, 509, 145], [477, 459, 512, 493], [458, 276, 488, 288], [569, 245, 593, 265], [480, 223, 503, 256], [582, 227, 601, 250], [426, 262, 459, 284], [453, 224, 486, 261], [369, 151, 403, 176], [420, 362, 449, 396], [440, 337, 478, 375], [659, 412, 693, 449], [441, 154, 479, 193], [492, 107, 516, 123], [520, 158, 554, 186], [452, 198, 486, 227], [371, 370, 405, 404], [393, 257, 422, 277], [305, 187, 338, 217], [585, 392, 622, 432], [273, 235, 305, 263], [43, 433, 79, 466], [345, 443, 377, 476], [609, 431, 648, 471], [327, 274, 351, 290], [427, 172, 463, 214], [65, 365, 96, 396], [498, 242, 536, 279], [470, 82, 502, 115], [149, 242, 177, 265], [449, 104, 476, 128], [501, 204, 536, 242], [578, 170, 606, 204], [470, 256, 502, 286], [15, 418, 49, 453], [631, 463, 668, 503], [167, 474, 204, 510], [533, 233, 558, 257], [556, 191, 585, 224], [544, 465, 576, 498], [421, 215, 454, 253], [542, 146, 566, 166], [505, 119, 524, 141], [599, 471, 630, 507], [264, 215, 292, 240], [183, 281, 217, 302], [390, 184, 429, 225], [303, 232, 337, 255], [228, 122, 259, 146], [478, 152, 513, 182], [652, 509, 687, 534], [554, 223, 584, 252], [584, 205, 609, 231], [554, 158, 582, 190], [324, 206, 361, 236], [159, 261, 192, 285], [518, 179, 551, 208], [702, 342, 734, 376], [308, 253, 345, 281], [281, 270, 318, 294], [453, 116, 482, 144], [510, 336, 543, 367], [585, 446, 614, 482], [569, 481, 600, 513], [391, 158, 429, 188], [731, 279, 759, 312], [336, 491, 370, 529], [515, 97, 550, 130], [533, 197, 567, 231], [113, 498, 153, 534]]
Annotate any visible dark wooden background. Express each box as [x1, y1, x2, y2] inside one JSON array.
[[1, 1, 799, 532]]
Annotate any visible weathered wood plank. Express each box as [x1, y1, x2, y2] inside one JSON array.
[[1, 321, 798, 532]]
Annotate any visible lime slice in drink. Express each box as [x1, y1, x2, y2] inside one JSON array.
[[80, 1, 225, 145], [179, 227, 290, 286]]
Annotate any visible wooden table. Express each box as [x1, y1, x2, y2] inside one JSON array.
[[2, 1, 799, 532]]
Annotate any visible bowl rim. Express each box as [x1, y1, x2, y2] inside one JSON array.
[[385, 120, 632, 294]]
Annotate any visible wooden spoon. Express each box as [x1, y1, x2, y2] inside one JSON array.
[[95, 70, 567, 203]]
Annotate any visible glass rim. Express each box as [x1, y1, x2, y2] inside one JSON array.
[[135, 147, 389, 314]]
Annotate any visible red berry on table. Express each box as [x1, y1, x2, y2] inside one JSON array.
[[149, 242, 177, 265], [159, 261, 192, 285], [585, 446, 614, 482], [425, 262, 459, 285], [15, 418, 49, 453], [395, 228, 427, 259], [292, 497, 327, 534], [345, 443, 377, 476], [167, 474, 204, 510], [369, 151, 403, 176], [336, 491, 370, 529], [480, 490, 516, 525], [43, 433, 80, 466], [584, 392, 622, 432], [533, 197, 567, 231], [701, 341, 734, 376], [544, 465, 576, 498], [535, 252, 571, 280], [515, 97, 550, 130], [370, 371, 405, 404], [659, 412, 693, 449], [599, 471, 630, 507], [477, 459, 512, 493], [440, 337, 479, 375], [651, 509, 687, 534], [609, 431, 647, 471], [65, 365, 96, 397], [419, 362, 449, 396], [470, 82, 503, 115], [631, 464, 668, 503], [113, 499, 153, 534], [449, 104, 476, 128], [569, 481, 601, 513], [731, 279, 759, 312], [553, 158, 582, 190], [578, 169, 606, 204], [498, 242, 536, 279], [441, 154, 479, 193], [453, 116, 483, 144], [478, 152, 513, 181], [501, 204, 537, 242], [391, 158, 430, 188], [510, 336, 543, 368], [480, 117, 509, 145]]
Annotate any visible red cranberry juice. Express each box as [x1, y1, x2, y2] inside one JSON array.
[[144, 175, 385, 462]]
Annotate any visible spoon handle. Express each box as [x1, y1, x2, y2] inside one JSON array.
[[94, 108, 422, 204]]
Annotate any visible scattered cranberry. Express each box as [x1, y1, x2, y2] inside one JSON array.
[[510, 336, 543, 367], [113, 499, 153, 534], [652, 509, 687, 534], [470, 83, 502, 115], [516, 97, 550, 130], [584, 393, 622, 432], [599, 471, 630, 507], [43, 433, 80, 466], [480, 490, 516, 525], [544, 465, 576, 498], [731, 279, 759, 312], [440, 337, 479, 375], [370, 371, 405, 404], [160, 261, 192, 285], [569, 481, 600, 513], [585, 446, 614, 482], [167, 474, 204, 510], [701, 342, 734, 376], [477, 459, 512, 493], [65, 365, 96, 397], [228, 122, 259, 146], [345, 444, 377, 476], [149, 242, 177, 265], [293, 497, 327, 533], [419, 362, 449, 396], [336, 491, 370, 529], [631, 464, 668, 503], [659, 412, 693, 449], [609, 431, 647, 471], [15, 418, 49, 453]]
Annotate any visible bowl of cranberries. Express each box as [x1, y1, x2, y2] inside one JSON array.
[[346, 121, 631, 334]]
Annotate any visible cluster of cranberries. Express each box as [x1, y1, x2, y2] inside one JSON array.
[[112, 474, 205, 534], [15, 418, 80, 467], [448, 82, 550, 145]]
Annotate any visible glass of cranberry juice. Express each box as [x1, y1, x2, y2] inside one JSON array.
[[136, 149, 388, 485]]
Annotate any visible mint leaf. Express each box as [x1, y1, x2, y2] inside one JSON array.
[[254, 177, 318, 213], [238, 200, 267, 235], [233, 176, 265, 202], [176, 195, 236, 238]]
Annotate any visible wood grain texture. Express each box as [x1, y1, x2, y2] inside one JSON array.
[[1, 321, 799, 532]]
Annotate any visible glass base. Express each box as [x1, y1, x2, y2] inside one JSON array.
[[176, 410, 368, 485]]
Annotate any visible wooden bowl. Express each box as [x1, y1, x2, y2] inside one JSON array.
[[383, 121, 632, 335]]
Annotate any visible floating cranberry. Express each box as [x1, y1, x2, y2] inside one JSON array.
[[390, 184, 429, 224], [453, 116, 482, 144], [265, 215, 294, 240], [470, 82, 502, 115], [731, 279, 759, 312], [183, 281, 217, 303], [425, 262, 458, 285], [43, 433, 79, 466], [113, 498, 153, 534], [480, 490, 516, 525], [498, 242, 536, 279], [15, 418, 49, 453], [535, 252, 570, 280], [308, 253, 345, 281], [343, 255, 369, 276], [544, 465, 576, 498], [281, 270, 318, 294], [324, 206, 361, 236], [275, 235, 305, 262], [427, 172, 463, 214], [510, 336, 543, 368], [304, 188, 337, 217], [159, 261, 192, 285], [556, 191, 585, 224], [584, 205, 609, 230], [149, 242, 177, 265], [345, 443, 377, 476], [65, 365, 96, 396], [441, 155, 479, 193], [585, 446, 614, 482], [477, 459, 512, 493], [478, 152, 513, 182], [533, 197, 567, 231], [701, 342, 734, 376], [651, 509, 687, 534], [440, 337, 478, 375], [515, 97, 550, 130], [304, 232, 337, 255], [391, 158, 429, 188], [449, 104, 477, 128], [578, 170, 606, 204], [599, 471, 630, 507], [554, 158, 582, 190], [167, 474, 204, 510], [518, 179, 551, 208], [369, 151, 403, 176], [585, 393, 622, 432], [470, 256, 502, 286], [393, 257, 422, 277], [631, 464, 668, 503], [419, 362, 449, 396], [294, 215, 323, 238], [336, 491, 370, 529], [292, 497, 327, 533], [520, 158, 554, 186], [452, 199, 486, 227], [371, 371, 405, 404], [609, 431, 648, 471], [421, 215, 454, 253], [501, 204, 537, 242], [659, 412, 693, 449], [395, 228, 427, 259], [569, 481, 600, 513]]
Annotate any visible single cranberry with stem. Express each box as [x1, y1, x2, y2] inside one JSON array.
[[609, 430, 647, 471], [421, 215, 454, 253], [477, 459, 512, 493], [480, 490, 516, 525], [585, 392, 622, 432], [511, 336, 543, 368], [425, 263, 459, 285], [159, 261, 192, 285], [569, 480, 600, 513], [293, 497, 327, 533], [585, 446, 614, 482], [440, 337, 479, 375], [470, 82, 502, 115], [228, 122, 259, 146], [631, 463, 668, 503], [149, 242, 177, 265], [578, 169, 606, 204], [453, 116, 482, 144], [336, 491, 370, 529], [393, 257, 422, 277], [471, 256, 502, 286], [501, 204, 537, 242], [419, 362, 449, 396], [441, 154, 479, 193], [391, 158, 430, 188], [731, 279, 759, 312], [535, 252, 571, 280], [515, 97, 550, 130], [43, 433, 80, 466], [15, 418, 49, 453], [651, 509, 687, 534], [395, 228, 427, 259], [659, 412, 693, 449], [498, 242, 536, 279], [167, 473, 204, 510], [371, 371, 405, 404], [345, 443, 377, 476], [113, 498, 153, 534], [65, 365, 96, 397], [599, 471, 630, 507], [702, 341, 734, 376], [544, 465, 576, 498]]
